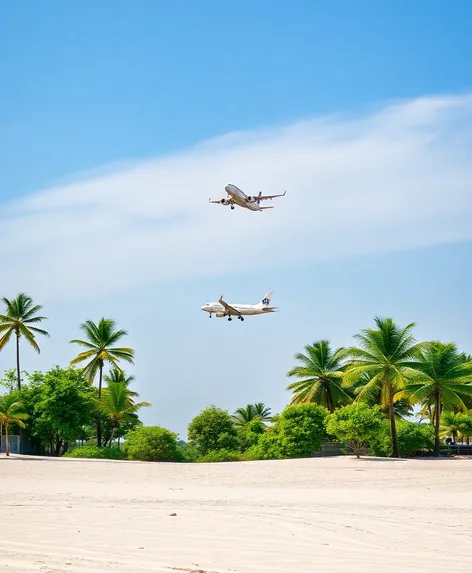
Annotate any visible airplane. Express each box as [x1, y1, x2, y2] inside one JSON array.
[[209, 184, 286, 211], [201, 291, 277, 321]]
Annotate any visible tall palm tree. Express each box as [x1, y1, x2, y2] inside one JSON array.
[[343, 317, 423, 458], [101, 382, 150, 444], [232, 402, 272, 428], [0, 294, 49, 390], [286, 340, 350, 412], [350, 372, 414, 419], [0, 393, 29, 456], [70, 318, 134, 446], [397, 342, 472, 455]]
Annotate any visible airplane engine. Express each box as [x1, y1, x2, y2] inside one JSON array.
[[215, 312, 226, 318], [246, 196, 256, 202], [221, 198, 231, 205]]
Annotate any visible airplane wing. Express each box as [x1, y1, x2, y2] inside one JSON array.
[[209, 198, 222, 204], [218, 296, 241, 316], [257, 190, 287, 201]]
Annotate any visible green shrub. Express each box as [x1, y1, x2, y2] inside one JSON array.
[[64, 444, 127, 460], [176, 441, 201, 463], [243, 403, 328, 460], [187, 405, 239, 455], [237, 419, 266, 451], [325, 403, 383, 458], [196, 449, 242, 463], [371, 420, 434, 457], [123, 425, 179, 462]]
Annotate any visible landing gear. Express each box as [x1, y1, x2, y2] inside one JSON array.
[[209, 313, 212, 318], [228, 316, 232, 321], [237, 315, 244, 321], [230, 205, 235, 210]]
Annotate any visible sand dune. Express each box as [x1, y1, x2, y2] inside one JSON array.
[[1, 455, 471, 572]]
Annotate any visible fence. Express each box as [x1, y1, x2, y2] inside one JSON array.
[[312, 441, 344, 457], [0, 434, 21, 454]]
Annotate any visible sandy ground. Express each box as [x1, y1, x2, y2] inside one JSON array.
[[1, 455, 471, 573]]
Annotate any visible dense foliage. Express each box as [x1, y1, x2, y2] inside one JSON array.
[[2, 293, 472, 463], [123, 425, 180, 461], [187, 405, 239, 455], [326, 403, 383, 458]]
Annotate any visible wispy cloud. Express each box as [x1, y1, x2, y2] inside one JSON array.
[[2, 92, 472, 301]]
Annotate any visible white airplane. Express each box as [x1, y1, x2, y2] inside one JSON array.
[[201, 291, 278, 321], [209, 184, 286, 211]]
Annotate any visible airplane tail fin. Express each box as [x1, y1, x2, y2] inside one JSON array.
[[257, 291, 273, 308]]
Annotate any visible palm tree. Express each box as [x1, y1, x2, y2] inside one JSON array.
[[233, 402, 272, 428], [286, 340, 350, 412], [103, 367, 139, 397], [440, 410, 463, 443], [343, 317, 423, 458], [0, 294, 49, 390], [104, 367, 135, 386], [395, 342, 472, 456], [70, 318, 134, 446], [0, 393, 29, 456], [101, 383, 150, 444], [350, 372, 414, 419]]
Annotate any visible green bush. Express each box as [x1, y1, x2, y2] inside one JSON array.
[[187, 405, 239, 455], [176, 441, 201, 463], [371, 420, 434, 457], [196, 449, 243, 463], [325, 403, 383, 458], [237, 419, 266, 451], [123, 425, 180, 462], [243, 403, 328, 460], [64, 444, 127, 460]]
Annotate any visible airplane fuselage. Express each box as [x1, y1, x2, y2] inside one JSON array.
[[224, 184, 264, 211], [201, 302, 273, 316]]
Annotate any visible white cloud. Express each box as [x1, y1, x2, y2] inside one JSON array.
[[2, 92, 472, 302]]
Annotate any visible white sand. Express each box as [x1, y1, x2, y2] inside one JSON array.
[[1, 455, 471, 572]]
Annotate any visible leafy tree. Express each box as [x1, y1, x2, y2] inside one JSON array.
[[395, 342, 472, 455], [237, 418, 266, 450], [343, 317, 423, 458], [123, 425, 179, 461], [187, 405, 239, 455], [31, 366, 94, 456], [326, 403, 383, 458], [101, 382, 150, 444], [69, 318, 134, 446], [256, 403, 328, 459], [0, 294, 49, 390], [232, 402, 272, 428], [286, 340, 350, 412], [0, 392, 29, 456]]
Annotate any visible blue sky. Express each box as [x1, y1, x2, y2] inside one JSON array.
[[1, 1, 471, 438]]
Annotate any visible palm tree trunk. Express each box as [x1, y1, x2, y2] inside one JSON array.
[[16, 330, 21, 390], [434, 393, 441, 456], [97, 362, 103, 447], [326, 385, 334, 413], [389, 384, 399, 458], [5, 422, 9, 456]]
